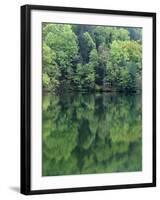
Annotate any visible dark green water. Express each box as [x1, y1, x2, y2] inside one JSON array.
[[42, 93, 142, 176]]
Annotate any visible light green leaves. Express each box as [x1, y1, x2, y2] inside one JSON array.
[[42, 23, 142, 93]]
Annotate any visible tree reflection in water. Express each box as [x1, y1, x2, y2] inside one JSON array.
[[42, 93, 142, 176]]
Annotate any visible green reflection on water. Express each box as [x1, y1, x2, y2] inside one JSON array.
[[42, 93, 142, 176]]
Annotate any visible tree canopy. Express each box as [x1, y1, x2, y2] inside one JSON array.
[[42, 23, 142, 93]]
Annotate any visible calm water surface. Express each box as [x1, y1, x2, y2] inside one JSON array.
[[42, 93, 142, 176]]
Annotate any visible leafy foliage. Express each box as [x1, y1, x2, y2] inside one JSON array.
[[42, 23, 142, 92], [107, 40, 142, 91]]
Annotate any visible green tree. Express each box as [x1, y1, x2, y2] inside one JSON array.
[[74, 63, 95, 91], [96, 43, 108, 86], [81, 32, 96, 63], [72, 25, 95, 63], [43, 24, 79, 86], [42, 42, 60, 91], [107, 40, 142, 91], [93, 27, 130, 47], [127, 28, 142, 41]]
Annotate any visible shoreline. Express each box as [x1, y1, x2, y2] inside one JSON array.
[[43, 89, 142, 96]]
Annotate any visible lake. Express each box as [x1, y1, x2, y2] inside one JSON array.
[[42, 93, 142, 176]]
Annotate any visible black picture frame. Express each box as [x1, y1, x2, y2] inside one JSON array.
[[21, 4, 156, 195]]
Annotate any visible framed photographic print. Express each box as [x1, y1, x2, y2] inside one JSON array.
[[21, 4, 156, 195]]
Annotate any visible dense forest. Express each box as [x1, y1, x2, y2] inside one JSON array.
[[42, 23, 142, 93]]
